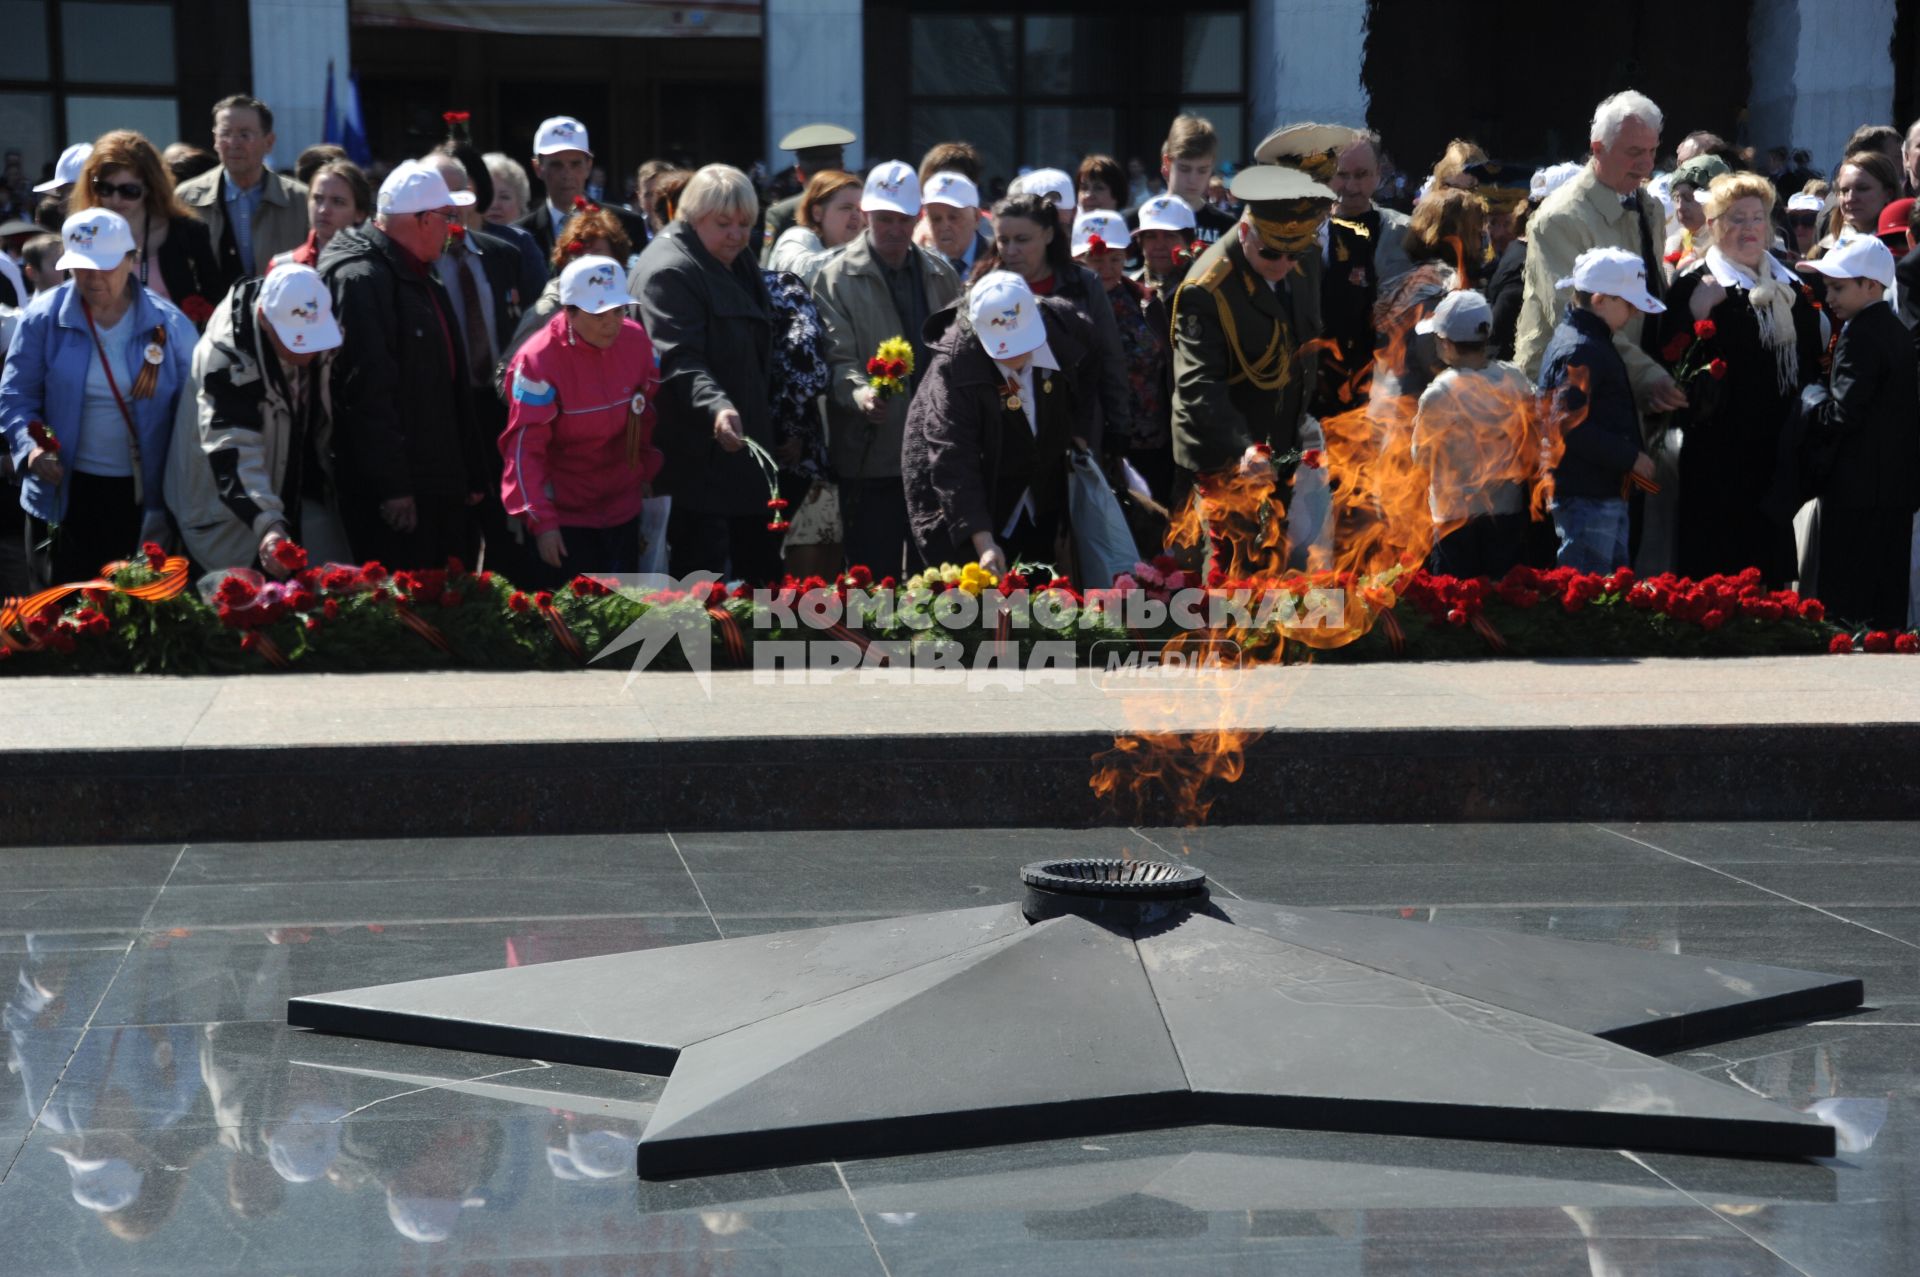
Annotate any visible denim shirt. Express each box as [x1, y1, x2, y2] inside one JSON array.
[[1537, 304, 1642, 500], [1, 281, 196, 519]]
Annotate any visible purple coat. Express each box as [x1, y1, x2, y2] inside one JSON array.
[[901, 296, 1096, 563]]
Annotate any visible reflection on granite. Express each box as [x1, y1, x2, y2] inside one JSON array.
[[0, 825, 1913, 1273]]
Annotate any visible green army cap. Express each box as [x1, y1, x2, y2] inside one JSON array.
[[1231, 164, 1337, 255]]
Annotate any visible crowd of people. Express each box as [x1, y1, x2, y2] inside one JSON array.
[[2, 89, 1919, 629]]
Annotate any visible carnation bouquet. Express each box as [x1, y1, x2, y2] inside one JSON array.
[[866, 336, 914, 399]]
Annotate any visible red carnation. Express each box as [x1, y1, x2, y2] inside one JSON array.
[[508, 591, 530, 613], [215, 575, 257, 607], [1300, 448, 1324, 470], [144, 542, 167, 571], [322, 598, 340, 620], [1700, 608, 1726, 631], [1445, 608, 1468, 627], [1828, 633, 1854, 653], [178, 294, 214, 328], [533, 591, 554, 609], [305, 616, 322, 632], [866, 356, 885, 376], [361, 561, 388, 584], [767, 497, 789, 510], [1896, 633, 1920, 654], [1693, 319, 1717, 341], [1660, 332, 1692, 362], [563, 240, 586, 257], [1707, 358, 1729, 380], [26, 419, 59, 454], [1796, 598, 1824, 622], [1863, 630, 1894, 653], [270, 539, 308, 572], [1086, 234, 1107, 254], [47, 628, 75, 654]]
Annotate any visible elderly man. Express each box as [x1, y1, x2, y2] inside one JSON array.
[[175, 96, 310, 291], [812, 160, 962, 575], [516, 117, 647, 261], [1513, 90, 1689, 416], [922, 170, 990, 279], [320, 161, 485, 567]]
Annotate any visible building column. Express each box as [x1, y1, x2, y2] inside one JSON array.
[[1749, 0, 1897, 171], [248, 0, 353, 165], [764, 0, 864, 173], [1247, 0, 1370, 140]]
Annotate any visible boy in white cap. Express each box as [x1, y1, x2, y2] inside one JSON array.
[[1536, 246, 1665, 571], [165, 263, 350, 573], [517, 116, 647, 260], [1411, 289, 1538, 578], [1796, 236, 1920, 627], [319, 159, 486, 567], [812, 160, 963, 574]]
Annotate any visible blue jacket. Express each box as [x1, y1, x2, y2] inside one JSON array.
[[1537, 304, 1642, 500], [2, 281, 195, 520]]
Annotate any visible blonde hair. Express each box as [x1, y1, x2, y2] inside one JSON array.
[[676, 163, 757, 225], [1702, 171, 1776, 221]]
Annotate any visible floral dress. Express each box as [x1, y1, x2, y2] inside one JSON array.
[[764, 269, 837, 546]]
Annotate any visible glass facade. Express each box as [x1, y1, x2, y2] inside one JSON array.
[[0, 0, 179, 197], [879, 3, 1248, 197]]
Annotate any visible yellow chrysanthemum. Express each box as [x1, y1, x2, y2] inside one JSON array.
[[877, 336, 914, 374]]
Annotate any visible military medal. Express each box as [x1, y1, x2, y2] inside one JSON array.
[[1000, 378, 1022, 412], [1041, 374, 1053, 395]]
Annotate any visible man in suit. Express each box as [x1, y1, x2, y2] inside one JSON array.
[[175, 95, 310, 295], [516, 117, 646, 262], [760, 124, 856, 266], [426, 153, 531, 580], [921, 170, 990, 281]]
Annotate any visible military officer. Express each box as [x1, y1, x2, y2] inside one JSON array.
[[759, 123, 856, 266], [1170, 164, 1336, 509]]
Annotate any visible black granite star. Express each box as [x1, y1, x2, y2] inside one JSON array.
[[289, 861, 1860, 1178]]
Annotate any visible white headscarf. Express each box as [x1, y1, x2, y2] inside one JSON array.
[[1704, 245, 1801, 393]]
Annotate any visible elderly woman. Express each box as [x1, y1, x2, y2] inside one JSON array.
[[1658, 172, 1824, 584], [1814, 151, 1901, 256], [498, 255, 661, 588], [71, 131, 223, 326], [482, 152, 531, 226], [498, 204, 633, 376], [269, 159, 372, 272], [1, 209, 195, 581], [1073, 209, 1172, 501], [768, 169, 863, 283], [1372, 186, 1486, 408], [976, 192, 1131, 450], [902, 270, 1094, 572], [630, 163, 780, 582]]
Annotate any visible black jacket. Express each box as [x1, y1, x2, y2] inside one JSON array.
[[1539, 305, 1641, 500], [318, 225, 483, 503], [1810, 300, 1920, 511], [627, 220, 774, 516], [517, 201, 649, 263], [436, 228, 525, 382], [1485, 238, 1528, 361], [151, 216, 226, 323], [1896, 248, 1920, 345]]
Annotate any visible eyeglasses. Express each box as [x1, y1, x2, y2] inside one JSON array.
[[1253, 245, 1298, 262], [1788, 213, 1818, 227], [92, 180, 143, 201]]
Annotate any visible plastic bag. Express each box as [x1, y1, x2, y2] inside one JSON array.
[[637, 495, 672, 576], [1066, 449, 1139, 589]]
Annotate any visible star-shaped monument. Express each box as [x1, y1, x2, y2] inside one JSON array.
[[288, 860, 1862, 1178]]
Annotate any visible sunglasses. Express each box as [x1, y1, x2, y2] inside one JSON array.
[[92, 180, 144, 201], [1253, 245, 1298, 262], [1788, 213, 1818, 227]]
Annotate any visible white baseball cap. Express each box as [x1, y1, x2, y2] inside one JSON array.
[[1800, 234, 1896, 289], [1556, 247, 1666, 313], [968, 270, 1045, 360], [1017, 167, 1075, 212], [34, 142, 92, 193], [533, 116, 591, 157], [1135, 194, 1197, 235], [558, 254, 631, 314], [1529, 161, 1582, 205], [1071, 210, 1131, 257], [1786, 192, 1825, 214], [378, 159, 475, 216], [54, 208, 135, 271], [258, 264, 343, 353], [861, 160, 921, 216], [1416, 289, 1494, 340], [923, 170, 980, 210]]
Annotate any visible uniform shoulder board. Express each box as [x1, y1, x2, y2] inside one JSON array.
[[1189, 253, 1233, 293], [1330, 216, 1371, 239]]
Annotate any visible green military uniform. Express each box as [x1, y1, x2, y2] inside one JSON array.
[[758, 123, 855, 267], [1169, 166, 1334, 476]]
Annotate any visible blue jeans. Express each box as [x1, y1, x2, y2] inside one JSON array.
[[1551, 496, 1630, 573]]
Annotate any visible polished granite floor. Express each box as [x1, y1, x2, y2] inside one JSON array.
[[0, 822, 1913, 1275]]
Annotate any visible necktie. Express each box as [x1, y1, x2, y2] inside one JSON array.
[[447, 237, 493, 387], [1627, 192, 1666, 355], [948, 256, 967, 277]]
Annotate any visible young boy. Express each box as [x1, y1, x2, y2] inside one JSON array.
[[1798, 236, 1920, 628], [1411, 290, 1538, 578], [1536, 247, 1663, 572]]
